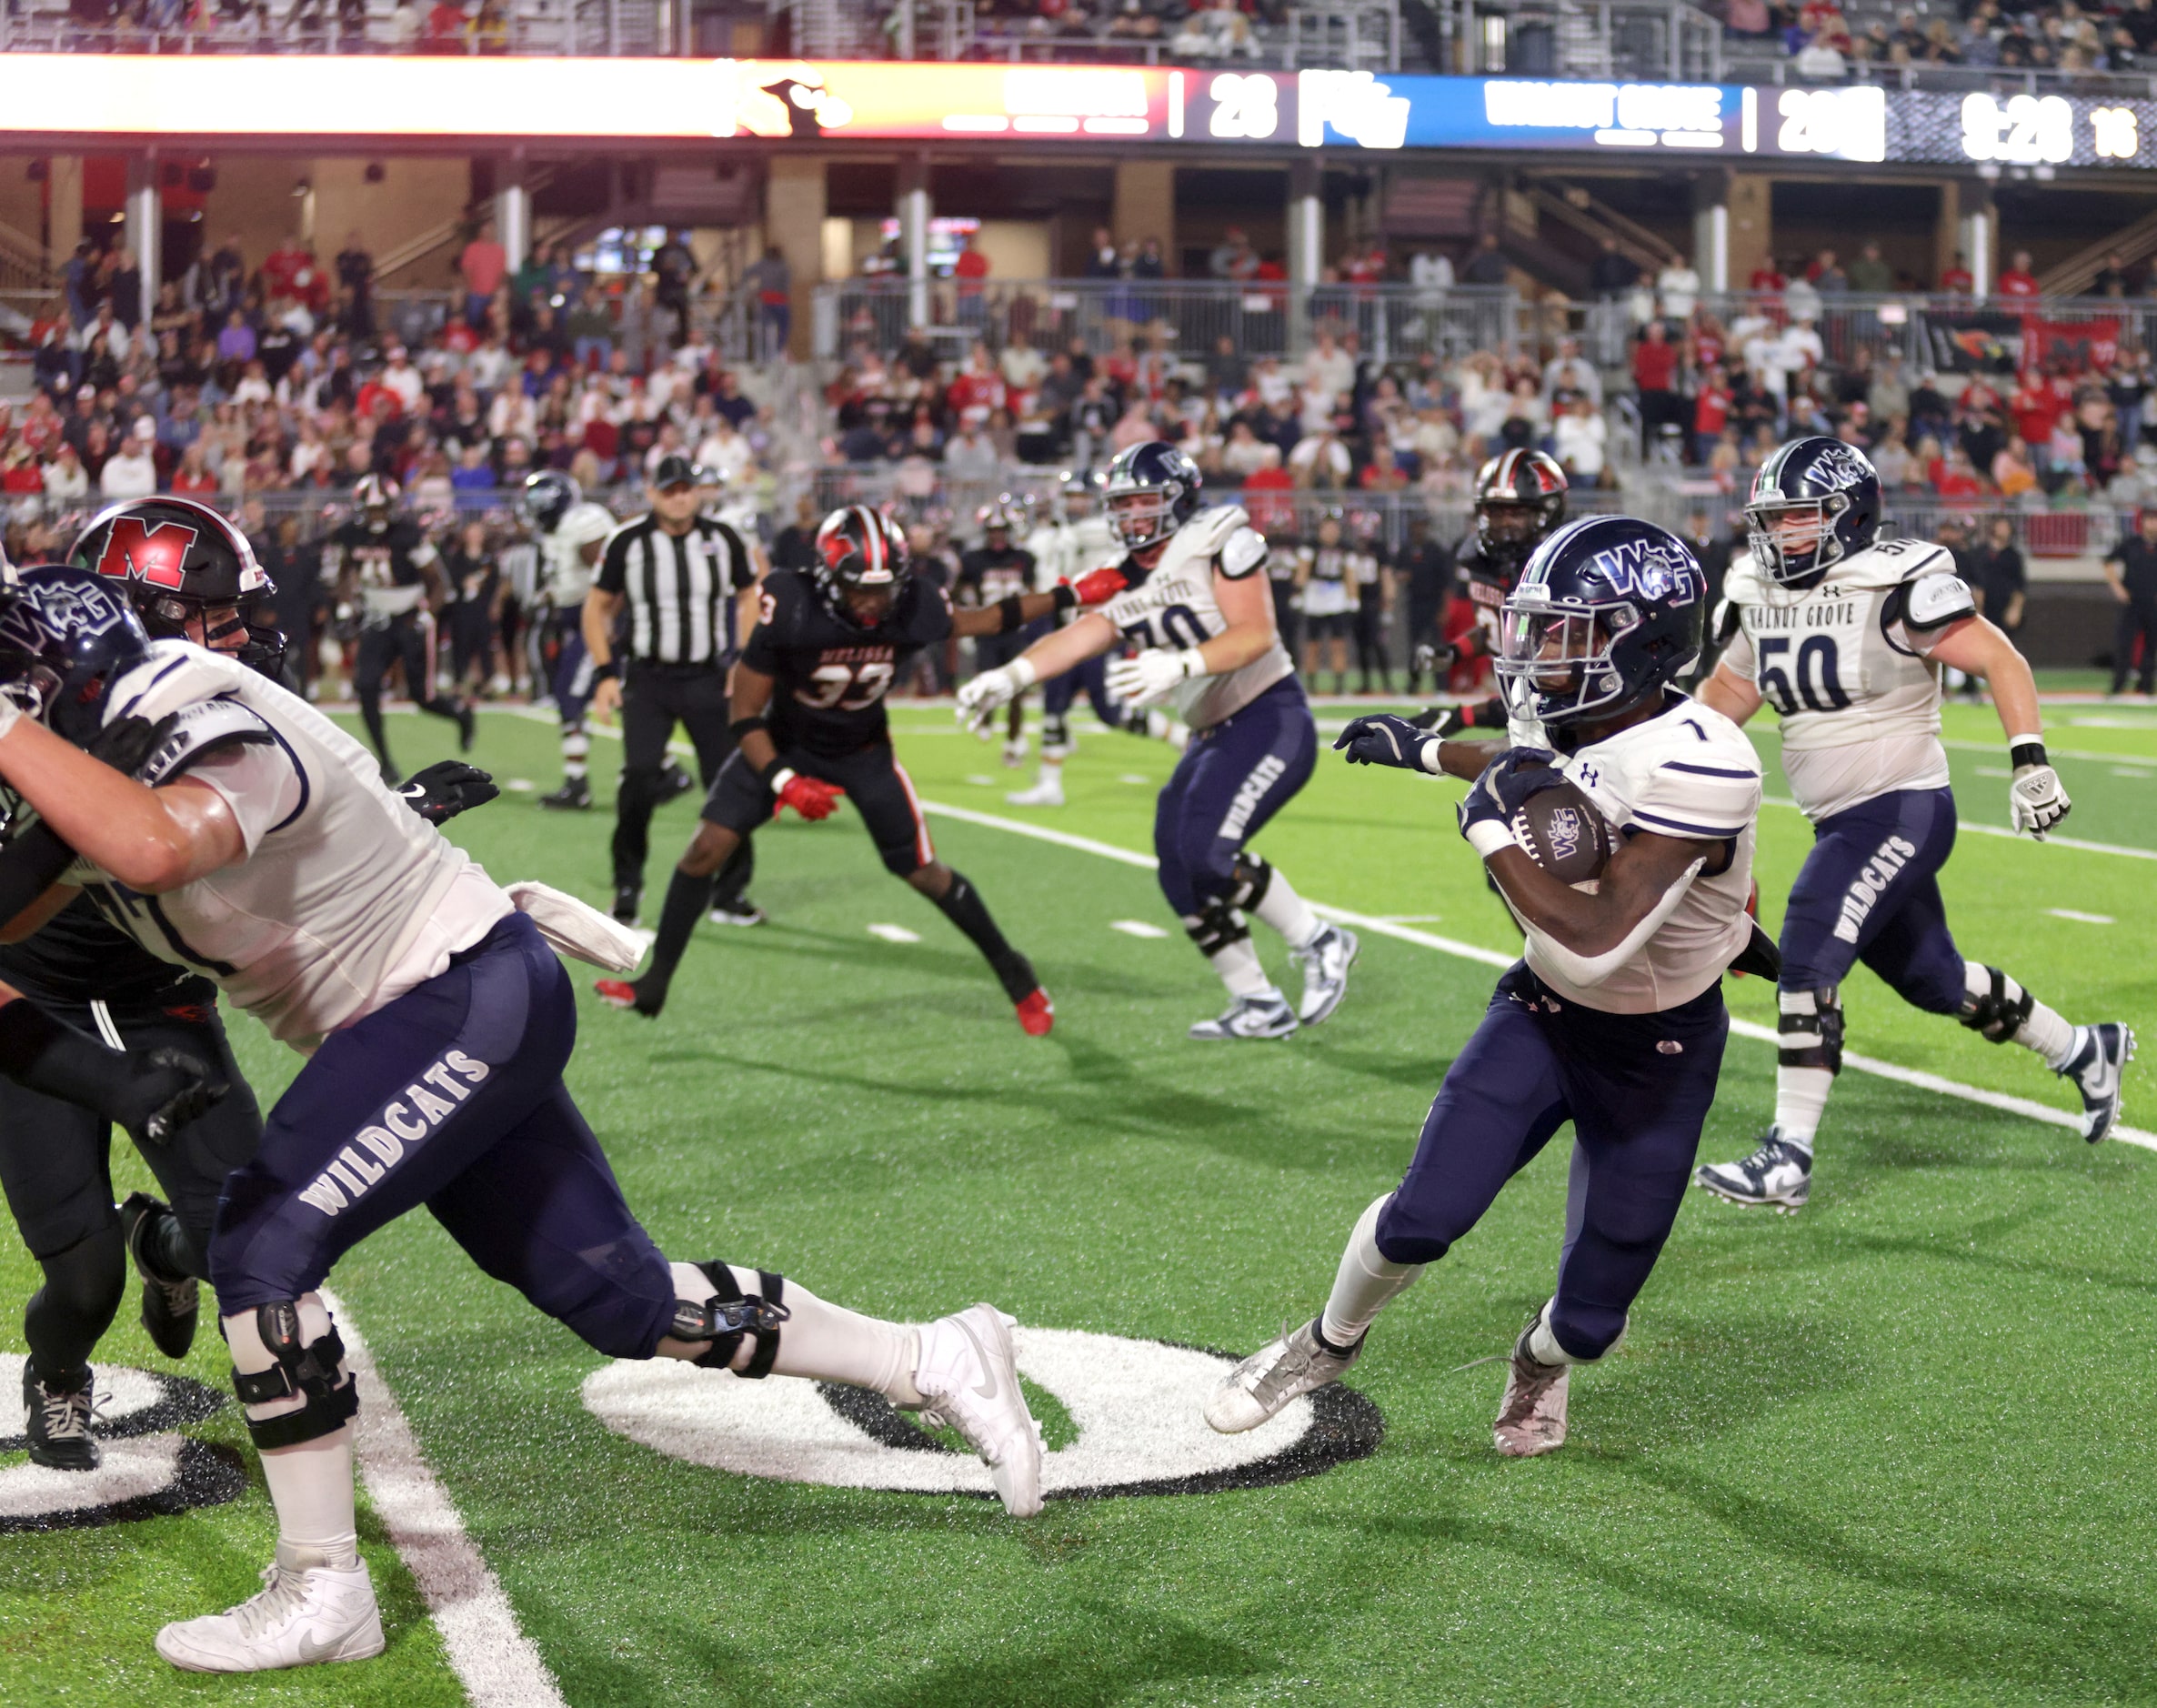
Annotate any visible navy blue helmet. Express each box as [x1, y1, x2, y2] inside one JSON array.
[[1102, 441, 1201, 552], [0, 565, 153, 745], [520, 469, 581, 535], [1495, 517, 1705, 730], [1744, 436, 1881, 592]]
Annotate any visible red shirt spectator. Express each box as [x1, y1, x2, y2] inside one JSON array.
[[460, 226, 507, 299], [1695, 377, 1731, 438], [262, 241, 309, 301], [1939, 261, 1973, 293], [1240, 465, 1295, 533], [1749, 264, 1786, 293], [2011, 379, 2059, 447], [423, 0, 468, 51], [1998, 251, 2041, 298], [952, 238, 990, 298], [1632, 327, 1680, 393]]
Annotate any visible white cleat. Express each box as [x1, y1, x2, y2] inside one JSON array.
[[1006, 775, 1065, 808], [1205, 1318, 1361, 1434], [1493, 1325, 1570, 1458], [913, 1304, 1044, 1518], [1693, 1129, 1811, 1211], [1189, 993, 1299, 1041], [156, 1542, 384, 1673], [2062, 1022, 2136, 1142], [1290, 922, 1359, 1026]]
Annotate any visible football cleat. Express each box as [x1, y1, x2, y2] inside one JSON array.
[[1694, 1129, 1811, 1211], [1189, 993, 1299, 1041], [1289, 922, 1359, 1026], [912, 1305, 1044, 1518], [1006, 775, 1065, 808], [595, 978, 663, 1018], [23, 1361, 99, 1472], [119, 1191, 198, 1360], [1493, 1322, 1570, 1457], [156, 1543, 385, 1673], [456, 702, 477, 753], [611, 886, 640, 928], [707, 898, 767, 928], [1016, 988, 1055, 1037], [538, 777, 591, 811], [1205, 1318, 1360, 1434], [2061, 1022, 2135, 1142], [657, 760, 697, 805]]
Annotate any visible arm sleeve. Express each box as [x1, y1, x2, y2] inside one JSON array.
[[176, 741, 306, 856], [1625, 759, 1761, 841], [595, 530, 631, 596]]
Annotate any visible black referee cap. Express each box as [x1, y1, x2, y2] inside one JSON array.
[[651, 453, 698, 491]]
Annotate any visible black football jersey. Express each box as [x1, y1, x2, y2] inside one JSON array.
[[333, 519, 432, 588], [0, 894, 209, 1015], [1451, 538, 1519, 659], [742, 570, 951, 758], [957, 546, 1035, 606]]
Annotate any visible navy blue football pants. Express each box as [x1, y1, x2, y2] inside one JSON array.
[[209, 912, 677, 1361], [1778, 786, 1965, 1013], [1153, 677, 1316, 916], [1042, 654, 1118, 736], [1375, 964, 1729, 1361]]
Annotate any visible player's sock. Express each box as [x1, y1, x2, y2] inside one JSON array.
[[931, 870, 1037, 1000], [1961, 962, 2079, 1069], [1249, 867, 1322, 950], [1183, 916, 1276, 1001], [645, 866, 718, 994], [356, 698, 392, 767], [562, 723, 589, 783], [1771, 988, 1835, 1154], [258, 1432, 361, 1571], [671, 1262, 924, 1405], [25, 1225, 125, 1383], [1319, 1194, 1421, 1349]]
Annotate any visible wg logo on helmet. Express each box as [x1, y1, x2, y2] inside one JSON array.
[[1808, 443, 1872, 490], [0, 579, 131, 655], [94, 517, 196, 590], [1586, 538, 1699, 603]]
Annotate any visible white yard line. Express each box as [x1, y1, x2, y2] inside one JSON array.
[[321, 1288, 569, 1708], [918, 799, 2157, 1154]]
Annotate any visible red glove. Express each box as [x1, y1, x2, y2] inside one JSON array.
[[770, 769, 843, 821], [1068, 566, 1128, 607]]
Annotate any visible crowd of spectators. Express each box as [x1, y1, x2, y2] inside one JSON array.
[[26, 0, 527, 55], [1729, 0, 2157, 80]]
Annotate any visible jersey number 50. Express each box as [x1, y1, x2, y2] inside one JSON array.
[[1757, 634, 1851, 716], [1120, 604, 1208, 651], [798, 660, 896, 710]]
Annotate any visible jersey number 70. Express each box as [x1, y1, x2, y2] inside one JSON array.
[[1119, 603, 1208, 651]]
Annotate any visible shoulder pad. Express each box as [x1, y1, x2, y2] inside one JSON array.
[[1721, 553, 1763, 604], [1219, 527, 1269, 580], [1179, 504, 1252, 558], [105, 641, 256, 725], [1829, 538, 1950, 590], [563, 504, 616, 548], [136, 697, 276, 786]]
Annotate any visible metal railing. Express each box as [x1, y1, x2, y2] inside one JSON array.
[[1441, 0, 1724, 81]]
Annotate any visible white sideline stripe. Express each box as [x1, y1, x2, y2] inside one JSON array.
[[1759, 794, 2157, 861], [917, 799, 2157, 1154], [320, 1289, 569, 1708]]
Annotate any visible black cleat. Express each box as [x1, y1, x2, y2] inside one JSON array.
[[23, 1361, 99, 1472], [538, 777, 591, 811], [707, 897, 766, 927], [119, 1191, 199, 1360], [595, 977, 665, 1018], [456, 702, 477, 753], [656, 760, 696, 805], [611, 886, 641, 928]]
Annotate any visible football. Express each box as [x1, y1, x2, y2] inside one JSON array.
[[1510, 779, 1613, 885]]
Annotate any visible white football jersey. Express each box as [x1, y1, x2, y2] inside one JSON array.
[[1720, 538, 1974, 821], [1097, 505, 1294, 729], [76, 643, 512, 1050], [540, 501, 617, 607], [1522, 695, 1763, 1015], [1024, 516, 1119, 592]]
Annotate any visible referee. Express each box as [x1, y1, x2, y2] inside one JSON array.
[[585, 453, 763, 927]]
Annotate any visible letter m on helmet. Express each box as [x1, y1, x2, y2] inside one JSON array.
[[94, 517, 197, 591]]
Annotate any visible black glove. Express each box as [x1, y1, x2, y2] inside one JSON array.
[[398, 760, 500, 825], [1454, 746, 1564, 842], [1410, 641, 1456, 678], [1409, 704, 1469, 736], [1334, 713, 1441, 772], [85, 713, 182, 779], [122, 1048, 229, 1147]]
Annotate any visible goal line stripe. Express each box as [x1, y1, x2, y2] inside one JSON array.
[[321, 1289, 568, 1708], [918, 799, 2157, 1154]]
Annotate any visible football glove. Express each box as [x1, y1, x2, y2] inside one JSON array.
[[2009, 760, 2071, 839], [1410, 641, 1456, 678], [1409, 704, 1467, 736], [957, 658, 1036, 736], [1106, 647, 1205, 708], [398, 760, 501, 826], [1334, 713, 1442, 773], [769, 768, 843, 821], [86, 712, 182, 779], [1455, 747, 1564, 846], [1067, 566, 1128, 606]]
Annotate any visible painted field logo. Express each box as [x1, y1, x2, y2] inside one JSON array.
[[583, 1327, 1382, 1500], [0, 1354, 243, 1533]]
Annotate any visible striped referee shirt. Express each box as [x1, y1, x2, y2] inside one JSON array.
[[596, 514, 758, 665]]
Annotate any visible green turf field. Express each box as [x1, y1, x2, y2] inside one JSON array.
[[5, 691, 2157, 1706]]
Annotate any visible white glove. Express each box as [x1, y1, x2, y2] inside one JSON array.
[[2009, 761, 2071, 839], [956, 658, 1036, 737], [1106, 647, 1206, 708]]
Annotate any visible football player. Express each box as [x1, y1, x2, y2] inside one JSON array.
[[1414, 449, 1569, 742], [1691, 437, 2132, 1210], [325, 475, 474, 783], [0, 566, 1048, 1673], [959, 441, 1358, 1040], [1009, 470, 1126, 809], [0, 499, 496, 1473], [1210, 517, 1762, 1457], [597, 506, 1122, 1031], [958, 499, 1039, 769], [520, 469, 617, 811]]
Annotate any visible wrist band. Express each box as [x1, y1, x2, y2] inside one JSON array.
[[1008, 657, 1038, 692], [767, 766, 797, 795], [1416, 738, 1445, 775], [590, 660, 618, 684], [1176, 647, 1207, 679], [2008, 736, 2047, 769], [1051, 582, 1077, 613], [997, 594, 1027, 634], [1466, 819, 1519, 859], [729, 714, 768, 741]]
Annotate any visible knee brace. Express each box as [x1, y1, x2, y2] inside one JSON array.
[[1041, 713, 1071, 756], [1958, 965, 2035, 1044], [671, 1261, 790, 1378], [1228, 853, 1273, 913], [1778, 986, 1844, 1075], [1182, 898, 1250, 959], [226, 1296, 358, 1451]]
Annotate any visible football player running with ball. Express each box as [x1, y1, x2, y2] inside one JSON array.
[[0, 566, 1048, 1673], [959, 441, 1358, 1040], [1692, 437, 2131, 1211], [599, 505, 1123, 1031], [1210, 517, 1762, 1457]]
